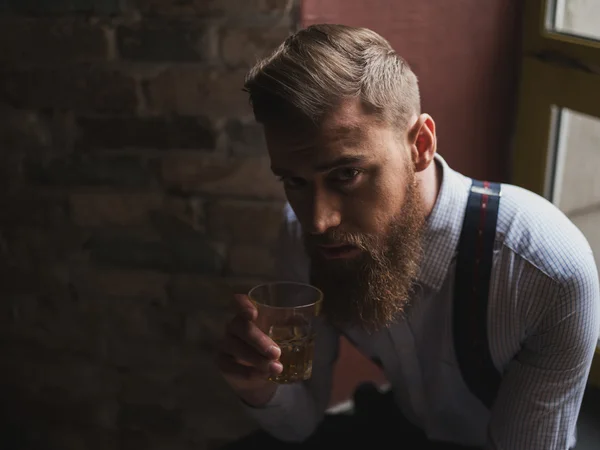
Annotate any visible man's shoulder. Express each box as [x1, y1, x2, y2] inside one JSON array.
[[486, 183, 598, 347], [496, 183, 595, 287]]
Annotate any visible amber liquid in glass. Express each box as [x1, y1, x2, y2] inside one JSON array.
[[268, 324, 315, 383]]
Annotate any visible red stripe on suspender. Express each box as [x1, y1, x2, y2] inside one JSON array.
[[471, 181, 490, 344]]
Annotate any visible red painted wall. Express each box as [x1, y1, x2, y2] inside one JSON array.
[[301, 0, 523, 406], [302, 0, 522, 182]]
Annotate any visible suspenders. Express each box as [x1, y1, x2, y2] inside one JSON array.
[[453, 179, 502, 409], [341, 178, 503, 410]]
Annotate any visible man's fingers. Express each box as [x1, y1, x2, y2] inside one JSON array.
[[220, 334, 279, 372], [216, 354, 262, 381], [227, 315, 281, 360], [233, 294, 257, 321], [216, 353, 282, 381]]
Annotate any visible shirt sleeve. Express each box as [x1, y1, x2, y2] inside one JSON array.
[[240, 203, 341, 442], [242, 317, 340, 442], [487, 251, 600, 450]]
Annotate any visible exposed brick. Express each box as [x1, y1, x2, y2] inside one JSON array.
[[118, 430, 149, 450], [118, 20, 212, 62], [0, 152, 22, 192], [0, 192, 68, 228], [85, 234, 170, 271], [70, 193, 164, 227], [184, 310, 229, 346], [0, 108, 51, 151], [92, 294, 183, 343], [76, 115, 216, 150], [120, 430, 196, 450], [5, 226, 87, 269], [220, 26, 289, 68], [1, 266, 70, 307], [24, 154, 155, 188], [1, 0, 119, 15], [225, 118, 266, 155], [118, 403, 183, 436], [34, 389, 86, 427], [0, 268, 36, 300], [69, 284, 183, 343], [0, 2, 300, 448], [44, 426, 119, 450], [228, 244, 274, 277], [148, 212, 227, 273], [103, 336, 195, 370], [76, 268, 170, 300], [118, 368, 181, 409], [172, 358, 238, 405], [169, 275, 237, 311], [0, 383, 121, 450], [161, 154, 285, 199], [224, 276, 268, 295], [10, 387, 118, 430], [168, 275, 268, 346], [4, 285, 109, 359], [0, 18, 108, 64], [0, 108, 75, 159], [206, 199, 284, 244], [4, 358, 120, 404], [0, 67, 137, 113], [143, 68, 251, 119], [174, 276, 235, 344], [85, 231, 226, 274], [163, 195, 205, 233]]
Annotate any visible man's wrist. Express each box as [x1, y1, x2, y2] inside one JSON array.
[[238, 383, 279, 408]]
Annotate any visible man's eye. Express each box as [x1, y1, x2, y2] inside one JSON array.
[[277, 176, 306, 189], [331, 168, 362, 183]]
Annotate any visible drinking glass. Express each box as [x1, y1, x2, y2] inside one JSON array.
[[248, 282, 323, 383]]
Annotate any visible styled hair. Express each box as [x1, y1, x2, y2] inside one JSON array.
[[244, 23, 421, 130]]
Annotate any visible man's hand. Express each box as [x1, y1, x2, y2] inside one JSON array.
[[216, 294, 283, 407]]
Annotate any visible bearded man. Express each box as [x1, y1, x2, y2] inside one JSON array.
[[215, 24, 600, 450]]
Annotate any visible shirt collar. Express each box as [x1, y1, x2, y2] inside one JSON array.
[[416, 153, 471, 292]]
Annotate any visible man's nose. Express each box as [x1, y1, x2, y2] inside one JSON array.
[[308, 190, 341, 235]]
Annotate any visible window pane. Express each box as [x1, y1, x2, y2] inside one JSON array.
[[552, 109, 600, 213], [551, 0, 600, 42], [549, 108, 600, 345]]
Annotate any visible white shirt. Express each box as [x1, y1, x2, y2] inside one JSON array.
[[242, 154, 600, 450]]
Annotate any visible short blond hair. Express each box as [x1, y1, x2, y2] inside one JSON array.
[[244, 23, 421, 130]]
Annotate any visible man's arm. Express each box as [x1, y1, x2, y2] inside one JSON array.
[[240, 203, 341, 442], [487, 253, 600, 450], [241, 319, 340, 442]]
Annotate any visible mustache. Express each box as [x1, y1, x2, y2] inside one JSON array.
[[304, 229, 372, 250]]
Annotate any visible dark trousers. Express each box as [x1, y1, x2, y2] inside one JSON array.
[[220, 383, 477, 449]]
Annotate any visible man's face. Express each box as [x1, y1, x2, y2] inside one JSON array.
[[266, 99, 426, 331]]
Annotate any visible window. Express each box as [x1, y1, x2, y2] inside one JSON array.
[[512, 0, 600, 387]]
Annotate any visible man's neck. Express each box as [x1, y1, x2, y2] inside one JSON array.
[[417, 156, 442, 220]]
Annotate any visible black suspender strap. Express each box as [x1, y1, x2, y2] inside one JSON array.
[[453, 179, 502, 409]]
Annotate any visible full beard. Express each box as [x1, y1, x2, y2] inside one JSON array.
[[306, 176, 425, 333]]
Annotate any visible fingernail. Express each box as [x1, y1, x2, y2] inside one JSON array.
[[270, 361, 283, 374], [268, 345, 281, 360]]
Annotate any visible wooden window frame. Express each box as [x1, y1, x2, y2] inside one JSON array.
[[512, 0, 600, 387]]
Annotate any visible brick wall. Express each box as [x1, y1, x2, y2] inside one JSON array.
[[0, 1, 298, 449]]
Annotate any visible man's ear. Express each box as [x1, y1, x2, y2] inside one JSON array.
[[408, 114, 436, 172]]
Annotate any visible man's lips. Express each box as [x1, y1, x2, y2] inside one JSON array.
[[317, 244, 361, 259]]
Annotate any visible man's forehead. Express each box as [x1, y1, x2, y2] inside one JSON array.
[[265, 121, 367, 151], [321, 97, 374, 132], [264, 98, 377, 147]]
